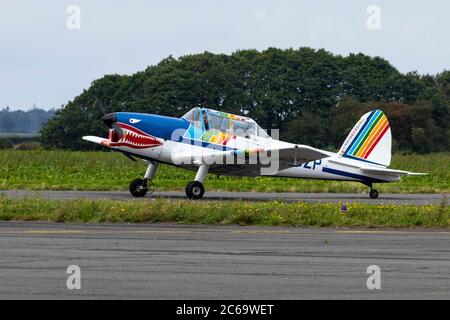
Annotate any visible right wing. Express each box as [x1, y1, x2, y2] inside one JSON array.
[[275, 145, 332, 164], [172, 144, 329, 166]]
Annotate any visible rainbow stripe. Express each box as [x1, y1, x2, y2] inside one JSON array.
[[344, 110, 390, 161]]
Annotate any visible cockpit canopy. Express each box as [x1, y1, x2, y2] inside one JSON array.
[[182, 107, 269, 139]]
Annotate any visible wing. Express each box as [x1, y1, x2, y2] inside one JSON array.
[[83, 136, 139, 161], [82, 136, 108, 146], [171, 144, 330, 176], [275, 145, 331, 164]]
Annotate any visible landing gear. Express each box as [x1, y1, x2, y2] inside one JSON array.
[[185, 164, 209, 200], [370, 189, 379, 199], [129, 161, 159, 198], [364, 182, 379, 199], [129, 178, 148, 197], [186, 181, 205, 200]]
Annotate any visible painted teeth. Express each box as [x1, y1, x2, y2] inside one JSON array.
[[119, 128, 154, 147]]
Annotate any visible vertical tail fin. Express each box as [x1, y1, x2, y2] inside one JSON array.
[[338, 110, 391, 167]]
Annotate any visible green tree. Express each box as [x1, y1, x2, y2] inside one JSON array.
[[40, 47, 450, 153]]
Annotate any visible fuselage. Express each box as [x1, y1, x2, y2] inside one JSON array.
[[100, 111, 398, 185]]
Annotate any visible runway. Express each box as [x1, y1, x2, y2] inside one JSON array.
[[0, 221, 449, 299], [2, 190, 448, 205]]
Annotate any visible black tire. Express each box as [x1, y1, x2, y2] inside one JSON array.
[[129, 178, 148, 197], [369, 189, 379, 199], [185, 181, 205, 200]]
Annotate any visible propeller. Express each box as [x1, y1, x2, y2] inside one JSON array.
[[91, 98, 123, 136], [91, 98, 135, 161]]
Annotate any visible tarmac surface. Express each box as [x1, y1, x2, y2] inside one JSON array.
[[2, 190, 448, 205], [0, 221, 449, 299]]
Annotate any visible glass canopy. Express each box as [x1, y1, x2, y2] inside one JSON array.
[[182, 107, 269, 139]]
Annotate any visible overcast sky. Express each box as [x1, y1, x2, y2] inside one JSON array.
[[1, 0, 449, 110]]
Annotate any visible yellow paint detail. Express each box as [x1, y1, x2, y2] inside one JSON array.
[[356, 116, 387, 157]]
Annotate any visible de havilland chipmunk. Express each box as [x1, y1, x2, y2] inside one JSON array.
[[83, 107, 424, 200]]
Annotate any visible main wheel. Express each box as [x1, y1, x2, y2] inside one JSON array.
[[129, 178, 148, 197], [369, 189, 379, 199], [185, 181, 205, 200]]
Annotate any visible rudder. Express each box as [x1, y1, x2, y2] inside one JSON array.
[[338, 110, 391, 167]]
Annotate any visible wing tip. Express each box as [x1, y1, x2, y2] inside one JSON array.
[[82, 135, 109, 146], [406, 172, 428, 176]]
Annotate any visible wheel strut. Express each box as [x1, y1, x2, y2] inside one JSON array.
[[366, 182, 379, 199], [129, 161, 159, 197], [186, 164, 209, 200]]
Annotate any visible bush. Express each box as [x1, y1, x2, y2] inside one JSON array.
[[0, 138, 14, 149], [13, 142, 41, 150]]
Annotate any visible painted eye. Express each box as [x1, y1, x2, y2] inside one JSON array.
[[129, 118, 141, 124]]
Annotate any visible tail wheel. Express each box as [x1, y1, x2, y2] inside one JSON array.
[[185, 181, 205, 200], [129, 178, 148, 197], [370, 189, 379, 199]]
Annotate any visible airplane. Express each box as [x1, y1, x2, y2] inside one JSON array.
[[83, 107, 424, 200]]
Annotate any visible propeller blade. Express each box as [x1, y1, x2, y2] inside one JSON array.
[[92, 98, 107, 115]]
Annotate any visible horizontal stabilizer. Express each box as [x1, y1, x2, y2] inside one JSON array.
[[361, 167, 427, 177]]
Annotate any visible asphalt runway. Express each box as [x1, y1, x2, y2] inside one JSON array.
[[2, 190, 448, 205], [0, 221, 449, 299]]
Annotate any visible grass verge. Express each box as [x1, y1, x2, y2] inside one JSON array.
[[0, 197, 448, 228]]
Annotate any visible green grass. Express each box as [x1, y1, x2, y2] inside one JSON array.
[[0, 149, 448, 193], [0, 196, 448, 227]]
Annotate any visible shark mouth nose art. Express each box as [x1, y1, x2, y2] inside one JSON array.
[[103, 122, 162, 149]]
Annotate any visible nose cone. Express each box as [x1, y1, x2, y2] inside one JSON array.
[[102, 113, 116, 128]]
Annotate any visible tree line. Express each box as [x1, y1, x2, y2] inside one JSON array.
[[0, 107, 55, 134], [40, 47, 449, 153]]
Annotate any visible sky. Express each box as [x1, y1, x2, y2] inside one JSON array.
[[1, 1, 449, 110]]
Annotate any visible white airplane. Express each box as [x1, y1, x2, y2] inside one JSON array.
[[83, 107, 424, 199]]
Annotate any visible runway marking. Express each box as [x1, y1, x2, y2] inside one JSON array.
[[0, 230, 86, 235], [0, 229, 294, 236], [130, 230, 192, 234], [230, 230, 295, 235], [336, 230, 450, 235], [1, 228, 449, 237], [0, 229, 193, 235]]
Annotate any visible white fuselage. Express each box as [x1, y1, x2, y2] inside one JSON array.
[[111, 134, 398, 184]]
